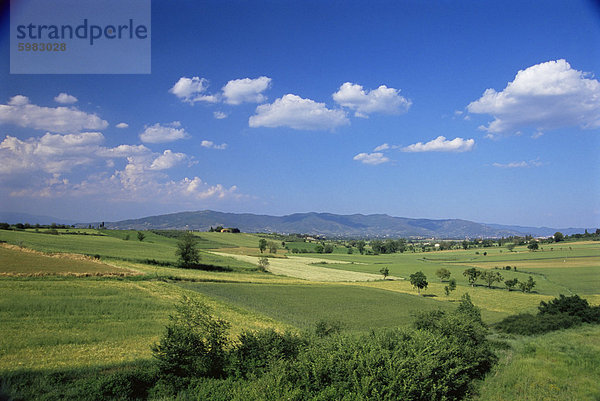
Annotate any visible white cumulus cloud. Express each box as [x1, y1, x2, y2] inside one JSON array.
[[249, 94, 349, 130], [169, 77, 219, 104], [492, 159, 543, 168], [201, 140, 227, 150], [213, 111, 228, 119], [54, 93, 78, 104], [0, 95, 108, 133], [139, 122, 190, 144], [467, 59, 600, 133], [149, 150, 189, 170], [373, 143, 390, 152], [1, 132, 115, 174], [97, 144, 150, 158], [332, 82, 411, 118], [116, 122, 129, 129], [402, 136, 475, 153], [353, 152, 390, 165], [222, 76, 271, 105], [0, 132, 242, 205]]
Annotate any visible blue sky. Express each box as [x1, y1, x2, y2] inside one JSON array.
[[1, 0, 599, 227]]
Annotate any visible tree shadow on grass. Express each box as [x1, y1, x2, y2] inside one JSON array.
[[181, 263, 233, 272]]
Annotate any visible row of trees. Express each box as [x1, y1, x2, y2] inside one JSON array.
[[406, 267, 537, 296], [0, 222, 74, 230], [258, 239, 279, 254], [463, 267, 536, 292]]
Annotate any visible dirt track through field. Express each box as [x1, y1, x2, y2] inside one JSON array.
[[210, 252, 385, 282]]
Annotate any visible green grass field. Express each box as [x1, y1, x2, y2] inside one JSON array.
[[475, 325, 600, 400], [0, 229, 598, 400], [178, 281, 456, 331], [0, 245, 137, 276]]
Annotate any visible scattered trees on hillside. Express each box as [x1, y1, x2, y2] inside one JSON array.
[[409, 271, 428, 295]]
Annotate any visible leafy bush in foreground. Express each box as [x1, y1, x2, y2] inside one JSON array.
[[151, 296, 229, 379], [228, 329, 306, 379], [243, 295, 494, 401]]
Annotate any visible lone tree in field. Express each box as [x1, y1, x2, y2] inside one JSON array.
[[553, 231, 564, 242], [527, 242, 539, 251], [435, 267, 451, 282], [444, 278, 457, 296], [268, 241, 278, 254], [379, 266, 390, 280], [463, 268, 482, 287], [481, 270, 503, 288], [176, 233, 201, 268], [409, 271, 428, 295], [506, 243, 516, 252], [257, 257, 269, 272], [258, 238, 267, 253], [137, 231, 146, 241]]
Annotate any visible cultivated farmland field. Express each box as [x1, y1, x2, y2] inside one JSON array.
[[0, 228, 598, 400]]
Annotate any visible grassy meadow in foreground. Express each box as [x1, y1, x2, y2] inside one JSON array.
[[0, 228, 598, 400]]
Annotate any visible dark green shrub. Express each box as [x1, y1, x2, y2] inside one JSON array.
[[151, 296, 229, 379], [245, 295, 495, 401], [250, 326, 494, 401], [495, 313, 582, 335], [94, 366, 156, 400], [538, 294, 600, 322], [228, 329, 305, 379], [496, 294, 600, 335], [314, 319, 343, 338]]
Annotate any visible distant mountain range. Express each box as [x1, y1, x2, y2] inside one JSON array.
[[72, 210, 593, 239], [0, 212, 77, 226]]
